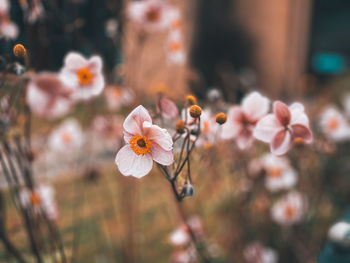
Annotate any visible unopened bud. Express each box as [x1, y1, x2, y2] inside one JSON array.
[[185, 95, 197, 105], [215, 112, 227, 125], [189, 105, 202, 118], [13, 44, 27, 58], [182, 183, 194, 197], [175, 120, 185, 134]]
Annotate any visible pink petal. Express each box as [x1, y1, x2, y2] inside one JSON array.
[[290, 102, 309, 127], [115, 145, 153, 178], [274, 101, 291, 126], [236, 131, 254, 150], [151, 143, 174, 165], [221, 122, 241, 139], [123, 105, 152, 135], [227, 106, 244, 122], [271, 130, 292, 155], [242, 92, 270, 121], [143, 121, 173, 151], [88, 56, 103, 73], [221, 106, 243, 139], [156, 96, 178, 119], [253, 114, 282, 143], [292, 124, 313, 143], [63, 52, 87, 72]]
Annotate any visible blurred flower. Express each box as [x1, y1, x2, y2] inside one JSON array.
[[156, 94, 179, 119], [207, 88, 222, 103], [171, 250, 192, 263], [105, 18, 118, 38], [19, 184, 59, 220], [254, 101, 313, 155], [222, 91, 270, 150], [128, 0, 172, 32], [0, 17, 18, 40], [115, 105, 174, 178], [167, 7, 182, 31], [243, 242, 278, 263], [328, 221, 350, 247], [60, 52, 105, 101], [167, 31, 185, 65], [248, 158, 263, 178], [48, 118, 84, 153], [319, 106, 350, 141], [261, 154, 297, 192], [104, 86, 134, 111], [92, 115, 123, 151], [26, 72, 73, 119], [169, 225, 190, 246], [0, 0, 9, 15], [271, 191, 306, 226], [187, 216, 204, 240], [27, 0, 44, 24]]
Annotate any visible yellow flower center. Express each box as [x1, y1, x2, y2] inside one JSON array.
[[129, 135, 152, 155], [284, 205, 296, 219], [170, 42, 181, 53], [294, 137, 304, 145], [30, 192, 41, 207], [268, 167, 282, 178], [62, 132, 72, 145], [327, 118, 339, 131], [77, 67, 93, 85]]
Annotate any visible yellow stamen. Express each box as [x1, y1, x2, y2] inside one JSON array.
[[327, 118, 339, 131], [294, 137, 304, 145], [30, 192, 41, 207], [170, 42, 181, 53], [62, 132, 72, 145], [77, 67, 93, 85], [284, 205, 296, 219], [129, 135, 152, 155], [268, 167, 282, 178]]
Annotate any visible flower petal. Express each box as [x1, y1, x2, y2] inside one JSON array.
[[290, 102, 309, 127], [242, 92, 270, 121], [115, 145, 153, 178], [253, 114, 282, 143], [63, 52, 87, 72], [221, 106, 243, 139], [88, 55, 103, 73], [143, 121, 173, 151], [236, 131, 254, 150], [273, 101, 291, 126], [151, 143, 174, 165], [291, 124, 313, 143], [157, 96, 178, 119], [123, 105, 152, 135], [271, 129, 292, 155]]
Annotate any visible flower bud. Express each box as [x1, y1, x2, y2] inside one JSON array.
[[13, 44, 27, 58], [185, 94, 197, 105], [189, 105, 202, 118], [182, 183, 194, 197], [215, 112, 227, 125], [175, 120, 185, 134]]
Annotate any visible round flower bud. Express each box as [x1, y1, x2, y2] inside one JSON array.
[[189, 105, 202, 118], [215, 112, 227, 125], [185, 95, 197, 105], [13, 44, 27, 58], [182, 183, 194, 197], [176, 120, 185, 134]]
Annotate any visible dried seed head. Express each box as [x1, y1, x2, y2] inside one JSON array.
[[13, 44, 27, 58], [176, 120, 185, 134], [215, 112, 227, 125], [185, 94, 197, 105], [189, 105, 202, 118]]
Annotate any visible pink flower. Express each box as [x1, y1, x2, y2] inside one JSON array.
[[167, 31, 185, 65], [271, 191, 307, 226], [115, 105, 174, 178], [0, 0, 9, 15], [104, 86, 134, 111], [169, 225, 190, 246], [26, 72, 73, 119], [0, 18, 18, 40], [128, 0, 171, 32], [319, 106, 350, 141], [222, 92, 270, 150], [60, 52, 105, 101], [156, 95, 178, 119], [27, 0, 44, 24], [254, 101, 313, 155], [243, 242, 278, 263]]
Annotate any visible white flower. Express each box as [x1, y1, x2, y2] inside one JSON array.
[[48, 118, 84, 153], [328, 221, 350, 246], [271, 191, 306, 226], [319, 106, 350, 141], [243, 242, 278, 263]]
